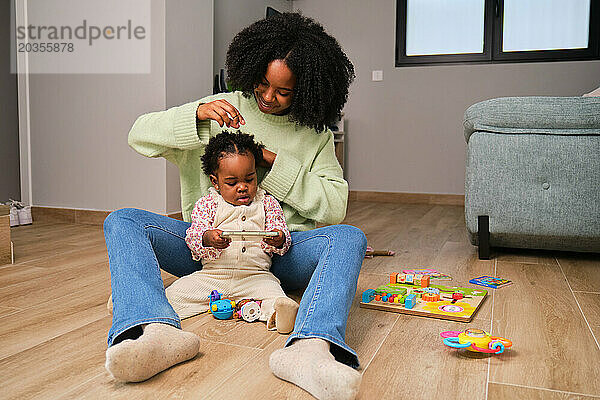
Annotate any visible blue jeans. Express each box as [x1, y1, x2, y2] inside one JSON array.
[[104, 208, 366, 368]]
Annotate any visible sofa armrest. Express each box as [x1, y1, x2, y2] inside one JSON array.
[[464, 96, 600, 143]]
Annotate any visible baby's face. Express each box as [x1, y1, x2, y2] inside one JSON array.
[[211, 152, 258, 206]]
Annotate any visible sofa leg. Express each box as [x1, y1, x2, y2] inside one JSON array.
[[478, 215, 491, 260]]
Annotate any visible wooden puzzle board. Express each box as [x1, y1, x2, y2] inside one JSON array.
[[360, 283, 488, 322]]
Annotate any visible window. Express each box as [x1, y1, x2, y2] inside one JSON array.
[[396, 0, 600, 66]]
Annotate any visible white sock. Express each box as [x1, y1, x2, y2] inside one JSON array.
[[105, 323, 200, 382], [269, 338, 361, 400]]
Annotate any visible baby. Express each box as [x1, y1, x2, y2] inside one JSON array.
[[165, 131, 299, 333]]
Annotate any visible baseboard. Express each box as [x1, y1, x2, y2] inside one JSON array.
[[32, 207, 111, 225], [349, 191, 464, 206], [167, 211, 183, 221], [31, 206, 184, 226]]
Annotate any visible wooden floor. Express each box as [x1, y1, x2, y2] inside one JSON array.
[[1, 201, 599, 400]]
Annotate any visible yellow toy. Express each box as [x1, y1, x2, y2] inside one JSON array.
[[441, 328, 512, 354]]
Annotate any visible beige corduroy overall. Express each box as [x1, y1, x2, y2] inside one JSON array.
[[165, 189, 289, 327]]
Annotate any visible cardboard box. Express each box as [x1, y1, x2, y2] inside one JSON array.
[[0, 214, 12, 265]]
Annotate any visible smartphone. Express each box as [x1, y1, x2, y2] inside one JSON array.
[[220, 230, 278, 240]]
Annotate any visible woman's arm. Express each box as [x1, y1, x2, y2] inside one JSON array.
[[128, 94, 244, 159], [128, 100, 206, 158], [260, 131, 348, 225]]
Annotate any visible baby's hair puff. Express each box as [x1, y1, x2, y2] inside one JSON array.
[[201, 131, 265, 176]]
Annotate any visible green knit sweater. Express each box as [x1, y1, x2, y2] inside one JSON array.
[[128, 91, 348, 231]]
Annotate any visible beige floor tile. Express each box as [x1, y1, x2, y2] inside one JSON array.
[[494, 248, 559, 265], [359, 317, 492, 399], [0, 285, 108, 359], [348, 273, 403, 371], [488, 382, 600, 399], [490, 261, 600, 395], [557, 253, 600, 292], [0, 264, 48, 287], [0, 318, 111, 400], [574, 292, 600, 327], [60, 338, 263, 400], [202, 336, 314, 400], [0, 305, 21, 318], [0, 261, 109, 309]]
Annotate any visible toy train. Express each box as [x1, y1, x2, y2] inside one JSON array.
[[208, 290, 262, 322]]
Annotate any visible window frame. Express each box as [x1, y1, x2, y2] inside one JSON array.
[[395, 0, 600, 67]]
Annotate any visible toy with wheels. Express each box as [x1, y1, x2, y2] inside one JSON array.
[[208, 290, 236, 320], [233, 299, 262, 322], [441, 328, 512, 354]]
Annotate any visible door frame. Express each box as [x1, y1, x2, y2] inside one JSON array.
[[14, 0, 32, 206]]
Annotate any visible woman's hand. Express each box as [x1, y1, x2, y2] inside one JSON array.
[[202, 229, 231, 249], [258, 148, 277, 168], [263, 229, 285, 248], [197, 100, 246, 129]]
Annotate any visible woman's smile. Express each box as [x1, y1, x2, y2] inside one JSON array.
[[256, 95, 275, 112], [253, 59, 296, 115]]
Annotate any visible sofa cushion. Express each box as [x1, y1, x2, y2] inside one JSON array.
[[464, 97, 600, 142], [465, 132, 600, 252]]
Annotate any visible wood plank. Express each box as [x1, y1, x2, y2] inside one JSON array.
[[0, 215, 11, 265], [182, 311, 281, 350], [0, 260, 109, 309], [490, 261, 600, 395], [494, 247, 560, 266], [0, 306, 21, 318], [558, 253, 600, 292], [592, 326, 600, 343], [359, 317, 491, 399], [360, 204, 461, 274], [0, 318, 111, 400], [61, 337, 263, 400], [431, 240, 495, 320], [488, 382, 600, 400], [573, 292, 600, 328], [0, 284, 108, 360], [0, 264, 48, 287], [18, 244, 108, 270], [202, 336, 314, 400], [348, 273, 405, 371]]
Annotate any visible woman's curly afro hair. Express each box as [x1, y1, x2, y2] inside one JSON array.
[[201, 131, 265, 176], [226, 12, 355, 133]]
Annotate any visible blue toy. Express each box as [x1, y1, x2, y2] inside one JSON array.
[[404, 293, 417, 309], [362, 289, 376, 303], [208, 290, 236, 319]]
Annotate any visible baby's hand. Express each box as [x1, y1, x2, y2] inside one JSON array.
[[263, 229, 285, 248], [203, 229, 231, 249]]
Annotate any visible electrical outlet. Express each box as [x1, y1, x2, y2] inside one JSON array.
[[372, 70, 383, 81]]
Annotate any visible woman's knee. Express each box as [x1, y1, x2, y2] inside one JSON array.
[[331, 224, 367, 252], [103, 208, 145, 233]]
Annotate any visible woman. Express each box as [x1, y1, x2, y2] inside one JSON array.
[[104, 12, 366, 400]]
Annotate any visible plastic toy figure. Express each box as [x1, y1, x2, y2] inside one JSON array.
[[441, 328, 512, 354], [208, 290, 236, 320]]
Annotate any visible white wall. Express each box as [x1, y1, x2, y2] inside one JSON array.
[[28, 0, 167, 212], [294, 0, 600, 195], [165, 0, 214, 214], [26, 0, 213, 214]]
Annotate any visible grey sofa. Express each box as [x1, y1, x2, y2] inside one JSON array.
[[463, 96, 600, 258]]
